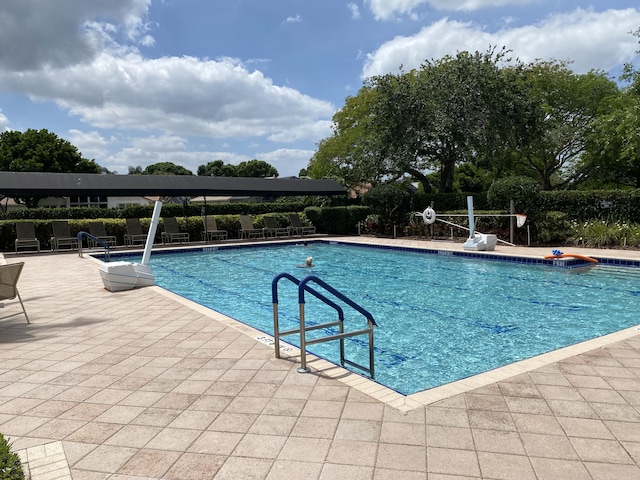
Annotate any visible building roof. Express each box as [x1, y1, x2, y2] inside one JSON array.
[[0, 172, 346, 197]]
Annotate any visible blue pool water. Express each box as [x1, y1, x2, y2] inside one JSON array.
[[122, 242, 640, 395]]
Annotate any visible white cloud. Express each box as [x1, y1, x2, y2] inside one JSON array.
[[349, 3, 361, 19], [0, 0, 151, 71], [67, 129, 109, 159], [365, 0, 534, 19], [97, 140, 314, 177], [0, 53, 334, 142], [257, 148, 316, 177], [0, 111, 9, 131], [285, 14, 302, 23], [362, 8, 640, 78]]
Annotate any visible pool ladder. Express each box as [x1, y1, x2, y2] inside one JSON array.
[[272, 273, 377, 378], [76, 231, 110, 261]]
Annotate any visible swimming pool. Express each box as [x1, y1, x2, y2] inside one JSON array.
[[119, 241, 640, 395]]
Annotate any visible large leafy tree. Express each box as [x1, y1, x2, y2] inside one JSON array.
[[0, 128, 101, 207], [310, 49, 538, 193], [371, 49, 540, 193], [576, 30, 640, 189], [514, 61, 618, 190], [0, 128, 100, 173], [307, 86, 386, 189]]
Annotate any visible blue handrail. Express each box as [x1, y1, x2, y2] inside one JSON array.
[[77, 231, 110, 260], [272, 272, 344, 321], [271, 272, 377, 378], [298, 275, 377, 327]]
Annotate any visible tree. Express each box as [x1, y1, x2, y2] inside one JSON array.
[[235, 159, 278, 178], [310, 49, 537, 194], [141, 162, 193, 175], [0, 128, 101, 207], [307, 85, 394, 189], [0, 128, 100, 173], [578, 92, 640, 189], [197, 159, 278, 177], [576, 29, 640, 189], [514, 61, 618, 190], [197, 160, 237, 177]]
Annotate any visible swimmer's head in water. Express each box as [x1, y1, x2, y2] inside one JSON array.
[[306, 256, 313, 266]]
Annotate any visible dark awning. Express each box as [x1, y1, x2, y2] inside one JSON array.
[[0, 172, 346, 197]]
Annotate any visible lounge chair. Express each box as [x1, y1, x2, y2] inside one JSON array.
[[0, 262, 29, 324], [201, 216, 228, 241], [239, 215, 264, 239], [15, 222, 40, 253], [287, 213, 316, 236], [263, 216, 290, 238], [161, 217, 190, 244], [50, 220, 79, 250], [88, 221, 117, 248], [124, 218, 148, 246]]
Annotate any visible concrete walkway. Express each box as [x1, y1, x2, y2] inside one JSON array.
[[1, 238, 639, 479]]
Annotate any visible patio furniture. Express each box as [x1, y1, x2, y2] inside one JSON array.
[[0, 262, 29, 324], [201, 216, 228, 241], [50, 221, 79, 250], [239, 215, 264, 239], [15, 222, 40, 253], [287, 213, 316, 236], [88, 222, 117, 247], [263, 216, 290, 238], [124, 218, 148, 246], [161, 217, 190, 244]]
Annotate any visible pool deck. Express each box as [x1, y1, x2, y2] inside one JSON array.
[[1, 236, 640, 479]]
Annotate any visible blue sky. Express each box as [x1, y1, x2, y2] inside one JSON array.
[[0, 1, 638, 177]]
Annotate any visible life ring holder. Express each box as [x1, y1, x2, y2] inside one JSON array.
[[422, 206, 436, 225]]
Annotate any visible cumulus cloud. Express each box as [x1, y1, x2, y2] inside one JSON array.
[[67, 129, 110, 159], [349, 3, 361, 19], [0, 53, 333, 141], [257, 148, 317, 177], [362, 8, 640, 78], [0, 111, 9, 131], [0, 0, 151, 71], [365, 0, 534, 19]]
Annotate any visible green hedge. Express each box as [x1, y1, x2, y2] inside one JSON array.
[[304, 206, 370, 235], [532, 190, 640, 223], [0, 201, 308, 221]]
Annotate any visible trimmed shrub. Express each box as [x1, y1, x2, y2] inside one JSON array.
[[487, 176, 541, 211], [304, 206, 370, 235], [527, 211, 572, 245], [0, 433, 24, 480]]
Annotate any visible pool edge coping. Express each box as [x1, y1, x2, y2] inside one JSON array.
[[145, 274, 640, 413], [95, 237, 640, 412]]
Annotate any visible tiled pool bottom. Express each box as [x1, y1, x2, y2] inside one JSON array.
[[111, 237, 640, 409]]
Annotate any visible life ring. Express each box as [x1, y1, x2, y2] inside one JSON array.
[[422, 206, 436, 225]]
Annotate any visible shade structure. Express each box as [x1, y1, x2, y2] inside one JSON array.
[[0, 172, 347, 198]]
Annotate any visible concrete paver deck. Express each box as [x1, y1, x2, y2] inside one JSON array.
[[0, 237, 639, 479]]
